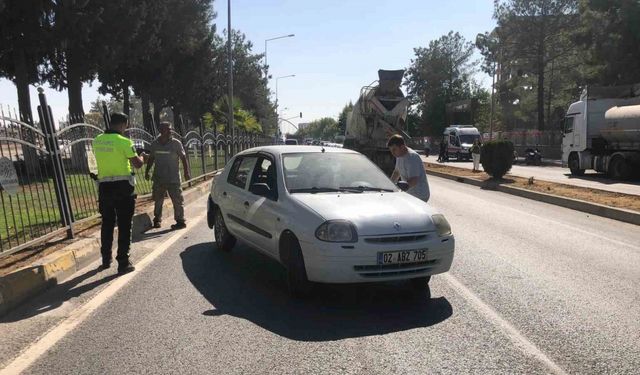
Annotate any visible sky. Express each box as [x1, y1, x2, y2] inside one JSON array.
[[0, 0, 496, 134]]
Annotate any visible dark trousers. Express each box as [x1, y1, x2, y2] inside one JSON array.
[[99, 181, 136, 265]]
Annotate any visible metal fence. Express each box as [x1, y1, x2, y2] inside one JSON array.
[[0, 90, 272, 256], [483, 130, 564, 159]]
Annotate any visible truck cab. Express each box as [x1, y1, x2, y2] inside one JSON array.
[[562, 100, 588, 174], [562, 85, 640, 179]]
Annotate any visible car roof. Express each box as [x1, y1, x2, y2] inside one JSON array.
[[236, 145, 358, 157]]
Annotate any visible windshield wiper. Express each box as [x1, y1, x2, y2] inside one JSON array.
[[340, 186, 395, 192], [290, 187, 362, 194]]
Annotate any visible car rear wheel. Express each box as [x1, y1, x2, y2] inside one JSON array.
[[214, 208, 236, 252], [286, 236, 312, 298]]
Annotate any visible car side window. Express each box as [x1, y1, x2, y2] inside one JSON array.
[[227, 156, 258, 189], [249, 156, 278, 198]]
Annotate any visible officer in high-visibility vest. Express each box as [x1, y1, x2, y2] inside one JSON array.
[[94, 112, 147, 274]]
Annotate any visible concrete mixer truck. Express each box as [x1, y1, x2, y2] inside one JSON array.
[[343, 70, 410, 175], [562, 84, 640, 180]]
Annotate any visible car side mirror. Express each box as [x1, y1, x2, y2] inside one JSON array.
[[250, 183, 273, 198], [397, 181, 409, 192]]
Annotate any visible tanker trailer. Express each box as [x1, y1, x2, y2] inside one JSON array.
[[562, 84, 640, 180], [343, 70, 410, 175]]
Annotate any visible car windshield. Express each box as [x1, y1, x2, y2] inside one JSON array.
[[459, 134, 480, 144], [282, 152, 397, 193]]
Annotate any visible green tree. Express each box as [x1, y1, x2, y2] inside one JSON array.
[[0, 0, 51, 124], [203, 97, 262, 134], [576, 0, 640, 85], [212, 30, 275, 135], [406, 31, 477, 136], [95, 0, 159, 117], [493, 0, 580, 131], [337, 102, 353, 134], [294, 117, 338, 141], [0, 0, 52, 171]]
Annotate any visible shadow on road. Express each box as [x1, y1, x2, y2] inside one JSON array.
[[181, 242, 453, 342], [1, 268, 118, 323]]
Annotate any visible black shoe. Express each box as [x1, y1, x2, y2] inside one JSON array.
[[99, 257, 112, 270], [152, 221, 161, 229], [171, 222, 187, 230], [117, 263, 135, 275]]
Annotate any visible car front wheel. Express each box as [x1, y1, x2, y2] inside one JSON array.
[[214, 208, 236, 252], [410, 276, 432, 298], [286, 236, 312, 298]]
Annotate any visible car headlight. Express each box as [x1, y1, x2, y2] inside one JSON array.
[[432, 214, 452, 237], [315, 220, 358, 243]]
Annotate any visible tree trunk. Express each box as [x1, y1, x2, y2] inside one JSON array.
[[141, 93, 154, 135], [66, 50, 88, 171], [536, 43, 545, 131], [173, 106, 184, 136], [122, 80, 130, 117], [546, 60, 554, 128], [153, 102, 162, 133], [14, 50, 40, 177]]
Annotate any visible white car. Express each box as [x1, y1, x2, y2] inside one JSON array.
[[207, 146, 455, 297]]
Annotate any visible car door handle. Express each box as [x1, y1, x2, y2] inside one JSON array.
[[244, 201, 250, 208]]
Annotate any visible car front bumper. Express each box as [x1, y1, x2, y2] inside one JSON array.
[[299, 234, 455, 283]]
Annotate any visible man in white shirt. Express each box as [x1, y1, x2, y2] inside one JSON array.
[[388, 134, 430, 202]]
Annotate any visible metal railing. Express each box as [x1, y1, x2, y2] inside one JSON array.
[[0, 91, 272, 256], [483, 130, 563, 159]]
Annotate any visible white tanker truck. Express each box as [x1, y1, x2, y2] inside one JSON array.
[[343, 70, 410, 175], [563, 84, 640, 180]]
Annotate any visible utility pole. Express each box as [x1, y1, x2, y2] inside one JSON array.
[[489, 61, 496, 141], [227, 0, 234, 154]]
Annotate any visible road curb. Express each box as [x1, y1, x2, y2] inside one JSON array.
[[0, 179, 213, 317], [425, 167, 640, 226]]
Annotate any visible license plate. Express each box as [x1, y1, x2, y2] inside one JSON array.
[[377, 250, 427, 265]]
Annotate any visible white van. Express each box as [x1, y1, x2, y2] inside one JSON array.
[[442, 125, 481, 161]]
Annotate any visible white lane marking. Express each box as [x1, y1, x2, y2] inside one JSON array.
[[1, 214, 206, 375], [432, 176, 640, 251], [444, 273, 569, 375]]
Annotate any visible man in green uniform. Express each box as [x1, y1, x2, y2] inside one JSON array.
[[145, 121, 190, 229], [93, 112, 147, 274]]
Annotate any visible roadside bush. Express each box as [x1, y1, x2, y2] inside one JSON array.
[[480, 140, 514, 179]]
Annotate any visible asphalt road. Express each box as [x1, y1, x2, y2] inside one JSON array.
[[2, 177, 639, 374], [423, 155, 640, 196]]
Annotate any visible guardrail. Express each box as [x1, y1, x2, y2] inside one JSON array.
[[0, 91, 272, 256]]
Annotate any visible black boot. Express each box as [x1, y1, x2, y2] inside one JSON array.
[[117, 261, 135, 275]]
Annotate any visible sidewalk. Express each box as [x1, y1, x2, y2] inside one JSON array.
[[0, 192, 210, 368], [0, 179, 213, 317]]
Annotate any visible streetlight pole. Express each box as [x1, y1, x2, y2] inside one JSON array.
[[264, 34, 295, 77], [227, 0, 234, 153], [275, 74, 295, 138], [275, 74, 295, 110]]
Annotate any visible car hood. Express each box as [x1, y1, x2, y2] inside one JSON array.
[[291, 192, 438, 236]]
